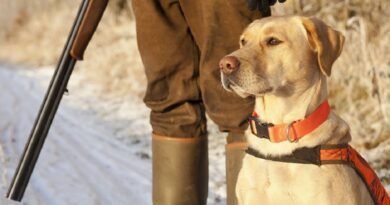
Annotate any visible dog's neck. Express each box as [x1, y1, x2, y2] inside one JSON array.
[[255, 74, 327, 125], [249, 73, 350, 156]]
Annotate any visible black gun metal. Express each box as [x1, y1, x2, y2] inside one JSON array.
[[6, 0, 108, 201]]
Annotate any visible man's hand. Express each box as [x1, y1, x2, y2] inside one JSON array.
[[247, 0, 286, 16]]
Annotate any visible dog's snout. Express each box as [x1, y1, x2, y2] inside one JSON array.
[[219, 56, 240, 75]]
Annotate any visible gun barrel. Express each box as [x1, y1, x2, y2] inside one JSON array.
[[6, 0, 108, 201]]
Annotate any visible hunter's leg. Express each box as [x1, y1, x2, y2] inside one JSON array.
[[180, 1, 263, 204], [132, 0, 208, 204]]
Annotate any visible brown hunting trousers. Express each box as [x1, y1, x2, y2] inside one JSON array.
[[132, 0, 262, 141]]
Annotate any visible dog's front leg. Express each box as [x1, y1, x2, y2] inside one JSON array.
[[236, 154, 268, 205]]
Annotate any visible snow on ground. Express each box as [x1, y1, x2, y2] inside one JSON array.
[[0, 64, 227, 205], [0, 66, 152, 205]]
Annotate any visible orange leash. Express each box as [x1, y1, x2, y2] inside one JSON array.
[[246, 144, 390, 205], [320, 145, 390, 205]]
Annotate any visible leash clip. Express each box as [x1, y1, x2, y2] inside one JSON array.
[[286, 121, 298, 142]]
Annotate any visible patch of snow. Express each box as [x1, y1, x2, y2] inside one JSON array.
[[0, 66, 152, 205]]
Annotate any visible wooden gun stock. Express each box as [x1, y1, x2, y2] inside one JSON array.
[[71, 0, 108, 60]]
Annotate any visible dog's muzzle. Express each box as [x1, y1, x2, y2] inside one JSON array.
[[219, 55, 240, 75]]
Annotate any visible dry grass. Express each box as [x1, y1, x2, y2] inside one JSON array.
[[0, 0, 389, 170], [0, 0, 143, 98]]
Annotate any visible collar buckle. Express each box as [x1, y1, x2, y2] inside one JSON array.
[[249, 116, 273, 139]]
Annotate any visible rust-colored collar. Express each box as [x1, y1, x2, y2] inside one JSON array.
[[249, 100, 330, 143]]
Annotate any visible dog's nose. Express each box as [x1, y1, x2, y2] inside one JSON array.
[[219, 56, 240, 75]]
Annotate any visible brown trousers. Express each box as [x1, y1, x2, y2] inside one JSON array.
[[132, 0, 262, 141]]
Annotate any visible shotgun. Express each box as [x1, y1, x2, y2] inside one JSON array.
[[6, 0, 109, 201]]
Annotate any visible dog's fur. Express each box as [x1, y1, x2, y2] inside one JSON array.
[[221, 16, 374, 205]]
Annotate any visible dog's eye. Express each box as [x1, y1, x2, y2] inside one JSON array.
[[267, 37, 282, 46], [240, 39, 247, 46]]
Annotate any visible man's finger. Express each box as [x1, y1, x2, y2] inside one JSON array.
[[269, 0, 277, 6], [259, 0, 271, 16], [247, 0, 258, 10]]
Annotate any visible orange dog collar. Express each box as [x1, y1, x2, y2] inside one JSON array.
[[249, 100, 331, 143]]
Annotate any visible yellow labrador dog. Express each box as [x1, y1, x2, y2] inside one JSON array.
[[219, 16, 380, 205]]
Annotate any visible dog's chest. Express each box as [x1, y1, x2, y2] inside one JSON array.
[[242, 155, 319, 190], [237, 154, 374, 205]]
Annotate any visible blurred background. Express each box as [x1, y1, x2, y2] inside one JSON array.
[[0, 0, 389, 204]]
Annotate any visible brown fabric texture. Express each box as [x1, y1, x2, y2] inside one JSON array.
[[132, 0, 262, 138]]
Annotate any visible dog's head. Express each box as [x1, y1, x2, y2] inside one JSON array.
[[220, 16, 345, 98]]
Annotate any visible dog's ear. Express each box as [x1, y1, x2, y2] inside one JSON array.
[[301, 17, 345, 76]]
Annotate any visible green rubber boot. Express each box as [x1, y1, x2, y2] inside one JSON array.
[[152, 134, 208, 205]]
